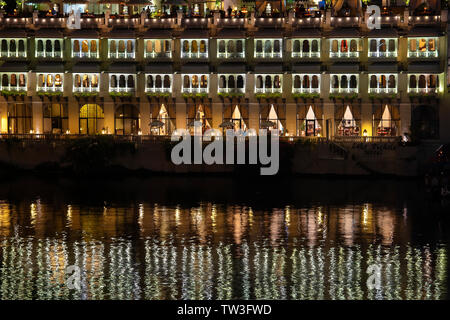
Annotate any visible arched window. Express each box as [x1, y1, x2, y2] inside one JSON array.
[[256, 75, 263, 88], [311, 40, 319, 52], [127, 75, 134, 88], [219, 40, 225, 53], [45, 40, 52, 52], [273, 40, 280, 53], [55, 74, 62, 87], [147, 75, 154, 88], [75, 74, 81, 87], [192, 75, 199, 88], [237, 75, 244, 88], [110, 40, 116, 53], [1, 39, 7, 52], [379, 39, 386, 52], [183, 40, 189, 52], [92, 75, 98, 87], [19, 74, 26, 87], [10, 74, 17, 86], [37, 40, 44, 52], [428, 75, 436, 88], [146, 40, 153, 53], [350, 39, 357, 52], [18, 40, 25, 54], [90, 40, 97, 53], [126, 40, 133, 53], [341, 40, 348, 52], [388, 75, 396, 88], [200, 40, 206, 53], [2, 74, 8, 87], [163, 75, 170, 88], [370, 75, 377, 88], [409, 39, 417, 52], [428, 39, 436, 51], [256, 40, 263, 53], [81, 40, 88, 52], [9, 40, 16, 52], [331, 40, 338, 53], [294, 75, 300, 88], [369, 39, 377, 52], [350, 75, 357, 88], [274, 76, 281, 88], [265, 75, 272, 88], [200, 75, 207, 88], [73, 40, 80, 52], [409, 75, 417, 88], [119, 75, 126, 87], [54, 40, 61, 53], [264, 40, 272, 53], [47, 74, 53, 87], [219, 75, 226, 88], [227, 40, 235, 53], [118, 40, 125, 53], [183, 75, 190, 88], [236, 40, 243, 53], [39, 74, 45, 87], [302, 40, 309, 53], [164, 40, 170, 52], [111, 75, 117, 88], [79, 104, 104, 135], [191, 40, 198, 53], [379, 75, 386, 88], [302, 75, 310, 88], [293, 40, 300, 52], [332, 75, 339, 88], [82, 74, 89, 87], [228, 75, 235, 89], [418, 75, 426, 88], [388, 39, 395, 52], [155, 40, 162, 53], [340, 75, 348, 88], [155, 75, 162, 88], [312, 75, 319, 88]]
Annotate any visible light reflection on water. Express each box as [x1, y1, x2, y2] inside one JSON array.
[[0, 200, 448, 300]]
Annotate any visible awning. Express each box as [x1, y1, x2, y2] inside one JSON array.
[[408, 62, 442, 73], [328, 28, 360, 38], [217, 28, 246, 39], [0, 29, 27, 38], [217, 63, 246, 74], [329, 63, 360, 73], [108, 63, 137, 73], [72, 62, 101, 73], [143, 29, 172, 39], [69, 29, 100, 38], [408, 27, 441, 37], [0, 62, 29, 73], [35, 28, 64, 38], [145, 63, 173, 74], [180, 63, 209, 74], [254, 29, 284, 38], [292, 28, 321, 38], [292, 63, 321, 73], [107, 28, 136, 39], [367, 28, 399, 38], [180, 29, 209, 39], [35, 62, 65, 73], [254, 64, 283, 74], [368, 63, 398, 73]]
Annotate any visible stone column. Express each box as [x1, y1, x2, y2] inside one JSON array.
[[32, 98, 43, 134], [140, 100, 150, 135], [400, 103, 411, 137]]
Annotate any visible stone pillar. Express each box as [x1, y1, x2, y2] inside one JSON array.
[[286, 103, 296, 136], [140, 100, 150, 135], [32, 99, 43, 134], [361, 102, 373, 137], [212, 102, 222, 129], [248, 102, 259, 133], [68, 98, 79, 134], [103, 102, 115, 134], [323, 102, 334, 139], [176, 101, 186, 130], [400, 103, 411, 137], [0, 99, 7, 133], [177, 11, 183, 27]]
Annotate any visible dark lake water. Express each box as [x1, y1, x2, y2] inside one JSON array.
[[0, 176, 449, 300]]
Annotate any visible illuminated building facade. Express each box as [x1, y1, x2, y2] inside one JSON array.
[[0, 0, 449, 142]]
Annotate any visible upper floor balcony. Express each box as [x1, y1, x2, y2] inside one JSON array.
[[408, 74, 440, 94], [145, 74, 172, 93], [292, 74, 320, 94], [0, 72, 27, 92], [369, 74, 397, 94], [255, 74, 282, 94], [407, 36, 439, 58], [330, 74, 359, 94], [218, 74, 245, 94], [182, 74, 209, 94], [73, 73, 100, 93], [70, 29, 100, 59], [37, 73, 63, 92], [0, 29, 27, 59], [144, 29, 173, 59], [181, 30, 209, 59]]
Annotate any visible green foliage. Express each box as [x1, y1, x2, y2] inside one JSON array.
[[74, 92, 98, 98], [182, 92, 208, 99], [217, 92, 245, 98], [255, 93, 282, 99], [1, 90, 26, 97], [146, 92, 171, 98], [292, 93, 320, 100], [329, 93, 358, 101], [109, 91, 133, 98], [368, 93, 398, 100], [37, 91, 63, 97]]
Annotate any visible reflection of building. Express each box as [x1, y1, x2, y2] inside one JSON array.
[[0, 2, 449, 141]]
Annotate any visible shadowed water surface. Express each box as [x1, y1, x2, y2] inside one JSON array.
[[0, 177, 448, 300]]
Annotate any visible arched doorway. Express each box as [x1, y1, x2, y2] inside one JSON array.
[[411, 105, 439, 139], [115, 104, 140, 135], [79, 104, 104, 135]]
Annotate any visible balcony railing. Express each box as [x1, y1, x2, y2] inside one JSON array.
[[409, 87, 437, 94], [293, 88, 320, 94], [145, 52, 172, 58], [73, 52, 98, 58], [1, 51, 27, 58], [408, 51, 438, 58], [182, 87, 208, 94], [37, 86, 63, 92], [73, 86, 99, 93], [109, 52, 135, 59], [218, 88, 245, 94], [330, 88, 358, 94], [110, 87, 135, 93], [146, 87, 172, 93], [255, 87, 282, 94], [0, 86, 26, 92], [292, 52, 320, 58], [330, 51, 359, 58], [217, 52, 245, 59], [181, 52, 208, 59], [368, 51, 397, 58], [369, 88, 397, 94], [36, 51, 63, 58], [255, 52, 282, 58]]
